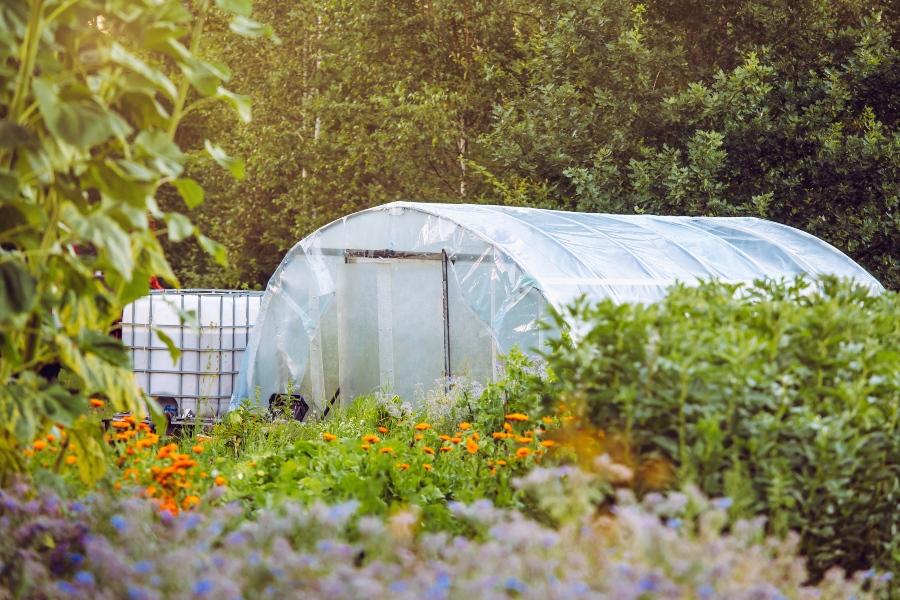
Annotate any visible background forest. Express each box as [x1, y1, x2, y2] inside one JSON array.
[[163, 0, 899, 290]]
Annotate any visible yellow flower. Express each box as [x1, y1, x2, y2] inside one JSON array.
[[465, 439, 478, 454], [183, 495, 201, 509], [450, 437, 462, 444], [414, 422, 431, 431], [323, 432, 338, 442], [439, 435, 451, 441], [540, 440, 557, 448], [515, 436, 533, 444], [495, 460, 507, 466], [492, 432, 508, 440], [65, 454, 77, 465], [361, 443, 371, 451], [505, 413, 528, 422], [379, 447, 394, 454], [458, 422, 471, 431], [422, 446, 435, 455], [422, 463, 433, 472], [470, 432, 480, 441], [362, 434, 381, 444], [542, 416, 554, 425], [516, 447, 531, 458], [503, 422, 513, 432], [414, 434, 424, 441], [396, 463, 410, 471], [111, 420, 130, 429], [440, 446, 453, 453]]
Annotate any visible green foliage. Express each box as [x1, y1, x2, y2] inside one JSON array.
[[166, 0, 897, 290], [0, 0, 258, 479], [528, 277, 900, 577]]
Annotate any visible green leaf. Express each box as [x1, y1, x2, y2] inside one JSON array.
[[204, 139, 245, 180], [109, 43, 178, 102], [61, 204, 134, 279], [69, 417, 108, 485], [135, 131, 185, 178], [0, 170, 18, 200], [0, 259, 36, 321], [33, 79, 132, 149], [0, 121, 38, 150], [154, 327, 182, 363], [229, 16, 276, 39], [197, 233, 229, 266], [78, 330, 131, 369], [215, 0, 252, 17], [216, 87, 252, 123], [164, 212, 194, 242], [173, 178, 205, 208]]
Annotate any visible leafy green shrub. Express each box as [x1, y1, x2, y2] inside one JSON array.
[[529, 277, 899, 577]]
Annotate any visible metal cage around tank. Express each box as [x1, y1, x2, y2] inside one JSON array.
[[121, 289, 263, 421]]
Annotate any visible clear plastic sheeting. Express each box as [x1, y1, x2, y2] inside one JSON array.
[[232, 202, 883, 414]]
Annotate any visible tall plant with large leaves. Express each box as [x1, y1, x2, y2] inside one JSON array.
[[0, 0, 266, 480]]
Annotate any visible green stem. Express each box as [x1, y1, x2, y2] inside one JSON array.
[[9, 0, 45, 123], [168, 0, 211, 139]]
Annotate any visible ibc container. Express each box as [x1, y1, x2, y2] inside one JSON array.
[[120, 289, 263, 421]]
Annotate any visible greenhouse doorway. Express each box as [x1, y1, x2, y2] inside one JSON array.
[[337, 250, 452, 403]]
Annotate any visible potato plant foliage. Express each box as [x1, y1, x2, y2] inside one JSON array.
[[530, 278, 900, 578], [0, 0, 263, 479]]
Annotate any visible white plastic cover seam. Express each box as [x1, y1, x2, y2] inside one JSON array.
[[714, 220, 818, 274], [308, 286, 326, 408]]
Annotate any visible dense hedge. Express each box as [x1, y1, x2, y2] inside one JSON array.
[[530, 278, 899, 578]]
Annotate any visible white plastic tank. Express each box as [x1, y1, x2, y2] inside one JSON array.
[[120, 289, 263, 420]]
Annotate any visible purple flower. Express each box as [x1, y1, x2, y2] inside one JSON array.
[[666, 517, 683, 529], [134, 560, 154, 574], [696, 583, 714, 599], [57, 581, 77, 594], [67, 552, 85, 566], [505, 577, 526, 593]]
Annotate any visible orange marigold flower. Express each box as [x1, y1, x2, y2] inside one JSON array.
[[489, 467, 497, 476], [414, 422, 430, 431], [516, 447, 531, 458], [495, 460, 507, 466], [23, 449, 34, 458], [362, 434, 381, 444], [440, 446, 453, 453], [46, 434, 56, 443], [183, 495, 201, 509], [111, 420, 130, 429], [414, 434, 424, 441], [90, 398, 105, 408], [192, 445, 204, 454], [458, 422, 471, 431], [378, 426, 389, 434], [465, 439, 478, 454], [396, 463, 410, 471], [505, 413, 528, 422], [492, 432, 508, 440], [422, 446, 435, 455], [503, 422, 513, 432], [33, 440, 47, 451], [113, 481, 122, 491], [541, 416, 554, 425], [214, 476, 227, 486], [515, 436, 533, 444], [145, 486, 157, 497], [379, 447, 394, 454], [361, 443, 371, 451], [422, 463, 433, 472], [439, 434, 451, 441], [323, 432, 338, 442], [540, 440, 557, 448], [65, 454, 77, 465], [200, 471, 208, 479], [450, 437, 462, 444], [470, 432, 480, 441]]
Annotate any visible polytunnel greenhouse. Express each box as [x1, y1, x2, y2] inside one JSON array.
[[232, 201, 882, 415]]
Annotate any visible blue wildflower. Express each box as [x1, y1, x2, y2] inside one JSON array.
[[134, 560, 154, 574], [75, 570, 95, 585], [505, 577, 527, 593], [183, 513, 202, 531], [127, 585, 150, 600], [69, 501, 86, 514], [712, 497, 733, 510], [880, 572, 894, 582], [390, 581, 409, 593], [638, 577, 658, 593], [435, 573, 452, 590], [666, 517, 683, 529], [67, 552, 85, 566], [696, 583, 714, 599], [194, 579, 214, 595], [110, 514, 127, 531], [57, 581, 77, 594]]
